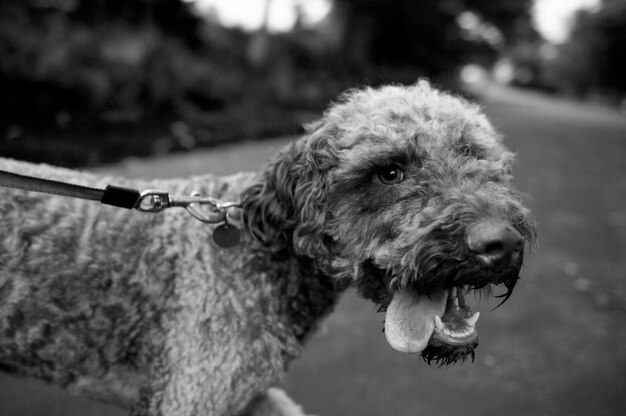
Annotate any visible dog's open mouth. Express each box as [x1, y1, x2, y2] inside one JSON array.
[[384, 286, 479, 354]]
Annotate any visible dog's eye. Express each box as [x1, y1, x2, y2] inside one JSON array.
[[377, 165, 405, 184]]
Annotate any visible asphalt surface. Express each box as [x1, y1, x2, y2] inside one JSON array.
[[1, 85, 625, 416]]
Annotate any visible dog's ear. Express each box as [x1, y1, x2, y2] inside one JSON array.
[[497, 150, 515, 185], [242, 121, 339, 258]]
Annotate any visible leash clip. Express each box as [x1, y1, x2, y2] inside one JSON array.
[[136, 189, 242, 248], [136, 190, 172, 212], [136, 189, 242, 225], [183, 191, 232, 224]]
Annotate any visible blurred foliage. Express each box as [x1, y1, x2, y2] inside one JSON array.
[[0, 0, 216, 125], [0, 0, 538, 167], [542, 0, 626, 103], [333, 0, 535, 78]]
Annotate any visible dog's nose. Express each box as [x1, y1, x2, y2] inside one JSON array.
[[466, 219, 523, 264]]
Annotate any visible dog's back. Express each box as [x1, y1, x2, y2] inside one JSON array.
[[0, 158, 337, 414]]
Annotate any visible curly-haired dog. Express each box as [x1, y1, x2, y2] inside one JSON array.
[[0, 81, 536, 415]]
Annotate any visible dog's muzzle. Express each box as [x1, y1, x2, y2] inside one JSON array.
[[382, 218, 528, 364]]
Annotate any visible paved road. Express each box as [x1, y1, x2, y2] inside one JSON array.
[[1, 85, 625, 416]]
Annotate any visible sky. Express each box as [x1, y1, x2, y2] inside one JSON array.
[[188, 0, 601, 43], [186, 0, 332, 32], [532, 0, 600, 42]]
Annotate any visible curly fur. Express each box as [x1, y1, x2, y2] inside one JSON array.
[[245, 81, 535, 294], [0, 80, 535, 415]]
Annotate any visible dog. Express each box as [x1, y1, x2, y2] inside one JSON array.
[[0, 81, 536, 415]]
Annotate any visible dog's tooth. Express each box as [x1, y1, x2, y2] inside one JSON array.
[[434, 315, 444, 331], [449, 287, 457, 298], [465, 311, 480, 327], [450, 330, 464, 338], [451, 327, 474, 338]]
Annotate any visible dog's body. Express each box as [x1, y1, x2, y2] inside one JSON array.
[[0, 82, 535, 415], [0, 161, 332, 415]]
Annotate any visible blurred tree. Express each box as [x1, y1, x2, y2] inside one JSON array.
[[0, 0, 206, 127], [463, 0, 535, 41], [331, 0, 535, 81], [70, 0, 203, 49], [544, 0, 626, 101], [0, 0, 546, 166], [0, 0, 252, 166]]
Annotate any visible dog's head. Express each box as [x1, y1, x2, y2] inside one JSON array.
[[243, 81, 536, 364]]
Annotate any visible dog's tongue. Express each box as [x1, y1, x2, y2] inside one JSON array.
[[384, 288, 447, 353]]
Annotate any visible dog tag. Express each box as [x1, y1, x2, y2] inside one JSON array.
[[213, 223, 240, 248]]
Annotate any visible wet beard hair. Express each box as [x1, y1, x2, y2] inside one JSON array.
[[420, 339, 478, 366]]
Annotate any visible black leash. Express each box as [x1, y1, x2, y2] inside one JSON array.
[[0, 169, 142, 209], [0, 169, 242, 248]]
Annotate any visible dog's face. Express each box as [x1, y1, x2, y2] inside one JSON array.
[[244, 82, 536, 364]]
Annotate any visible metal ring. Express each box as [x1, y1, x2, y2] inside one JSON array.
[[184, 204, 226, 224]]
